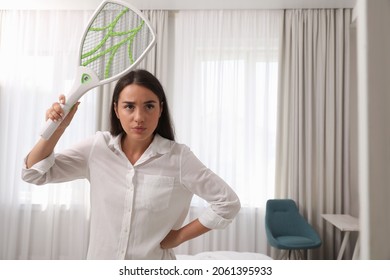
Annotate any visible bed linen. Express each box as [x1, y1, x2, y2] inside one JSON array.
[[176, 251, 272, 260]]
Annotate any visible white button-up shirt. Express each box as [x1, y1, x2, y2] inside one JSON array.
[[22, 132, 240, 260]]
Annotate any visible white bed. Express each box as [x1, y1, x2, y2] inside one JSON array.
[[176, 251, 272, 260]]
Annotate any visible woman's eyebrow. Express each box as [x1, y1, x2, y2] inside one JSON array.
[[121, 100, 157, 104]]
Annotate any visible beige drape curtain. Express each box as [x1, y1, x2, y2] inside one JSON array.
[[95, 10, 169, 131], [275, 9, 351, 259], [171, 10, 282, 255]]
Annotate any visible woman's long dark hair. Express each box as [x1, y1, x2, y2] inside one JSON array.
[[110, 69, 175, 141]]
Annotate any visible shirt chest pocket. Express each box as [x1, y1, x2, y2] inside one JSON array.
[[140, 175, 175, 212]]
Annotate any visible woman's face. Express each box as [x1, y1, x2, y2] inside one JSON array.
[[114, 84, 162, 144]]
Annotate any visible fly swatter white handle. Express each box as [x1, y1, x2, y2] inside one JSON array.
[[40, 103, 72, 140], [40, 66, 100, 140]]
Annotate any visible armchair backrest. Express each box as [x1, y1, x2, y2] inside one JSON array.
[[265, 199, 315, 237]]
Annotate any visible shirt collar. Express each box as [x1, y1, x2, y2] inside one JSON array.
[[146, 134, 172, 156], [108, 133, 172, 157]]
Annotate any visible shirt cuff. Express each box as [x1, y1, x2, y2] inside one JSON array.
[[198, 207, 233, 229], [23, 152, 55, 174]]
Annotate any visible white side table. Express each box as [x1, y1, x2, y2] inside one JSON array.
[[321, 214, 360, 260]]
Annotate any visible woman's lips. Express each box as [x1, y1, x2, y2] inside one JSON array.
[[132, 127, 146, 133]]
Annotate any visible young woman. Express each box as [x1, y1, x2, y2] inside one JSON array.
[[22, 69, 240, 260]]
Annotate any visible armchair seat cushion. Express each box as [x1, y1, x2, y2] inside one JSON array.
[[275, 236, 320, 249]]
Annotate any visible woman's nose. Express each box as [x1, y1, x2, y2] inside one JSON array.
[[134, 108, 145, 123]]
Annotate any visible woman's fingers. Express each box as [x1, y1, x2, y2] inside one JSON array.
[[45, 95, 80, 129], [46, 102, 64, 122], [59, 94, 66, 105], [45, 95, 66, 122]]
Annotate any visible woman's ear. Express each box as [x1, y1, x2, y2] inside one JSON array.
[[114, 102, 119, 119], [160, 102, 164, 117]]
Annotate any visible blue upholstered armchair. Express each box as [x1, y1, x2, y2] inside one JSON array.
[[265, 199, 322, 259]]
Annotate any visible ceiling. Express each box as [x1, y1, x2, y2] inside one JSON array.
[[0, 0, 357, 10]]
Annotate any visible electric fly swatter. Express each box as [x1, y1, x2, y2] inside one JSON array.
[[41, 0, 156, 139]]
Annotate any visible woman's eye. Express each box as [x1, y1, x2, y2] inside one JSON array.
[[125, 105, 135, 110], [145, 104, 155, 110]]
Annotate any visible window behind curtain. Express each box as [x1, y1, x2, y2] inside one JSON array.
[[0, 10, 95, 259], [170, 10, 282, 208]]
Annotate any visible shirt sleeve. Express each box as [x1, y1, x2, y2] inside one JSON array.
[[21, 134, 97, 185], [179, 146, 241, 229]]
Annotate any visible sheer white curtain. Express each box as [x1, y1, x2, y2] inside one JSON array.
[[0, 10, 96, 259], [170, 10, 282, 255]]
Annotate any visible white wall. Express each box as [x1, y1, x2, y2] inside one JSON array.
[[356, 0, 390, 259]]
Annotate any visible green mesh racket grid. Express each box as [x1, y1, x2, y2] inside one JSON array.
[[80, 2, 153, 80]]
